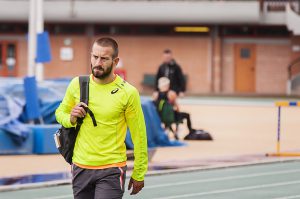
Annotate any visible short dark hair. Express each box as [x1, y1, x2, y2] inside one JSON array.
[[163, 49, 172, 54], [94, 37, 119, 58]]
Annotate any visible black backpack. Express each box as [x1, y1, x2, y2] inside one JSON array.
[[54, 76, 97, 165], [184, 129, 213, 141]]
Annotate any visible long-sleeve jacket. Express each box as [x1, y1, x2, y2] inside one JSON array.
[[55, 75, 148, 181]]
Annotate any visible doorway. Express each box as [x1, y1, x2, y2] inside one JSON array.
[[234, 44, 256, 93]]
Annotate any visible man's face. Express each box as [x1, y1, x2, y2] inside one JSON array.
[[90, 44, 118, 79], [163, 52, 173, 64]]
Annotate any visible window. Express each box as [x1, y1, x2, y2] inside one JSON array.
[[46, 24, 86, 35], [240, 48, 250, 59], [0, 23, 27, 34], [221, 25, 290, 37]]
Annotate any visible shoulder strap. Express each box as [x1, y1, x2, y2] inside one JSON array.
[[79, 75, 89, 105], [78, 75, 97, 127]]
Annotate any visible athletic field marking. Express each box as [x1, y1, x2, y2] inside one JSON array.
[[153, 180, 300, 199], [36, 194, 72, 199], [145, 169, 300, 189], [33, 168, 300, 199], [273, 195, 300, 199]]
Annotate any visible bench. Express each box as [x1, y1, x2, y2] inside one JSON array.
[[141, 74, 156, 88], [141, 74, 188, 89]]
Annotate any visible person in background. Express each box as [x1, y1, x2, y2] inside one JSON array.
[[153, 77, 195, 140], [56, 37, 148, 199], [154, 49, 186, 97]]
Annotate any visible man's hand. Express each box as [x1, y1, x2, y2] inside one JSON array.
[[70, 102, 88, 125], [127, 177, 144, 195]]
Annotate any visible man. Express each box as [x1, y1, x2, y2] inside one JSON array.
[[55, 37, 148, 199], [154, 49, 186, 97]]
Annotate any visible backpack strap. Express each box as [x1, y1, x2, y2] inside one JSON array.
[[79, 76, 89, 105], [77, 76, 97, 127]]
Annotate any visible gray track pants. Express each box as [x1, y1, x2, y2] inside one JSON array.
[[72, 164, 127, 199]]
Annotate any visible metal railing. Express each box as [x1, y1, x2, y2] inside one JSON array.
[[290, 0, 300, 14], [260, 0, 299, 13]]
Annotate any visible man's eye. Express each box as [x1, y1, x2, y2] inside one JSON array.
[[93, 55, 98, 59]]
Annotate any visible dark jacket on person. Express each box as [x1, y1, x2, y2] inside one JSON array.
[[155, 60, 186, 94]]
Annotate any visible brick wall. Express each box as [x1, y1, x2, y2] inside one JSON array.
[[93, 35, 211, 94], [45, 36, 90, 78], [221, 42, 235, 94], [17, 35, 90, 79], [256, 44, 290, 94], [221, 39, 291, 95], [13, 35, 295, 95]]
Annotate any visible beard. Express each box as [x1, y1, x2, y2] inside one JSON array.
[[91, 63, 113, 80]]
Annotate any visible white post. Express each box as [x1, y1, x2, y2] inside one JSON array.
[[287, 80, 292, 96], [27, 0, 37, 77], [35, 0, 44, 82]]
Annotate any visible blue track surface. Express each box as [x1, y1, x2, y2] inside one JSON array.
[[0, 160, 299, 199]]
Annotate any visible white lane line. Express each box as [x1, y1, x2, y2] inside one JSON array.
[[145, 169, 300, 189], [36, 169, 300, 199], [273, 195, 300, 199], [36, 194, 72, 199], [153, 180, 300, 199]]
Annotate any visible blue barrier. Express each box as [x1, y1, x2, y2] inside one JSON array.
[[0, 129, 33, 155], [27, 124, 60, 154], [36, 31, 52, 63], [23, 77, 41, 121]]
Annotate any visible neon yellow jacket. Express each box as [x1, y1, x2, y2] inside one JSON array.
[[55, 75, 148, 181]]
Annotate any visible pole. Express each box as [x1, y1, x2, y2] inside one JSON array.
[[27, 0, 37, 77], [276, 106, 281, 154], [36, 0, 44, 81]]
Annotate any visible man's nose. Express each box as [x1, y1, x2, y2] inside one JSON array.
[[96, 58, 103, 65]]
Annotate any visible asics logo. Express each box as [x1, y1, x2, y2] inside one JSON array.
[[111, 88, 119, 94]]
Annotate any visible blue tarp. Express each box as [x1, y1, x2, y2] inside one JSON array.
[[126, 99, 184, 149], [0, 93, 30, 145], [0, 77, 68, 146]]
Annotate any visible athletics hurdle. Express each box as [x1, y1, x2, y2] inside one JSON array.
[[266, 101, 300, 157]]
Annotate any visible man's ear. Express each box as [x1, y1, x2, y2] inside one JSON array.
[[113, 57, 120, 66]]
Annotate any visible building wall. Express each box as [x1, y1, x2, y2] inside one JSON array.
[[221, 38, 291, 95], [221, 42, 235, 94], [17, 35, 91, 78], [18, 38, 28, 77], [291, 36, 300, 60], [93, 35, 211, 94], [45, 36, 90, 78], [11, 34, 296, 95], [15, 35, 211, 94], [256, 43, 290, 94]]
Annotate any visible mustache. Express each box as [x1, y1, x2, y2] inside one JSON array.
[[92, 66, 104, 70]]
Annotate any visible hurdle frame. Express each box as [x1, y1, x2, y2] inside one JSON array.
[[266, 101, 300, 157]]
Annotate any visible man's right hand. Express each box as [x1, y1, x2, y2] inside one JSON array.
[[128, 177, 144, 195], [70, 102, 88, 125]]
